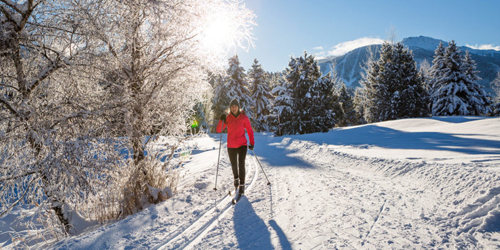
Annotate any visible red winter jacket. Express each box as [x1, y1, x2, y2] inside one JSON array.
[[216, 111, 255, 148]]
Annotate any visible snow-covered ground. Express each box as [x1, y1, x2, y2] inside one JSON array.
[[2, 116, 500, 249]]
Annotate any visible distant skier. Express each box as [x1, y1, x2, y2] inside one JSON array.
[[217, 99, 255, 195]]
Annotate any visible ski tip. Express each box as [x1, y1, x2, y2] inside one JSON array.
[[232, 194, 243, 204]]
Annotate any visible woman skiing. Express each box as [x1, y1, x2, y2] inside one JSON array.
[[217, 99, 255, 195]]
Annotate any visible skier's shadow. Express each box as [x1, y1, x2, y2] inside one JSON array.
[[233, 196, 274, 249]]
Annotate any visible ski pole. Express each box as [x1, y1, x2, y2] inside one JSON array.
[[213, 132, 223, 191], [251, 149, 271, 185]]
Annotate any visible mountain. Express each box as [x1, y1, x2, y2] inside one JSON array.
[[318, 36, 500, 92]]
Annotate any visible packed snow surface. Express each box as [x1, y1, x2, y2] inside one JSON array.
[[2, 116, 500, 249]]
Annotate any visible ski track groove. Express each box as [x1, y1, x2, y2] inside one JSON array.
[[361, 199, 387, 246], [153, 151, 259, 250]]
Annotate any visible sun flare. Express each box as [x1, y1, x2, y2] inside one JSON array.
[[201, 2, 255, 55], [203, 12, 237, 53]]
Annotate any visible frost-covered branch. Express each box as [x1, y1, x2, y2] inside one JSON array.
[[0, 170, 36, 183], [0, 0, 36, 30], [0, 0, 23, 15], [0, 176, 39, 218], [0, 96, 18, 115]]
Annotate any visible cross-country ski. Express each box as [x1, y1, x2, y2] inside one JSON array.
[[232, 193, 243, 205]]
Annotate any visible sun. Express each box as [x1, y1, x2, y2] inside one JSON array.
[[201, 2, 255, 54], [203, 12, 237, 53]]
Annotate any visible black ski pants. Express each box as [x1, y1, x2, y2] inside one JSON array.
[[227, 146, 247, 184]]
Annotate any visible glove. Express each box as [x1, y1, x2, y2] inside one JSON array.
[[220, 113, 226, 122], [248, 144, 254, 150]]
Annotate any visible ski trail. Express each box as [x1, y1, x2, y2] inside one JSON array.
[[153, 152, 259, 250], [361, 199, 387, 246]]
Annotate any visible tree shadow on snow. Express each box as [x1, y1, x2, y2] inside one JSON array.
[[233, 196, 274, 250], [305, 124, 500, 157], [249, 135, 316, 169], [210, 132, 316, 169]]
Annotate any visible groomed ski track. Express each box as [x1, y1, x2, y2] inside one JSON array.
[[153, 152, 260, 250]]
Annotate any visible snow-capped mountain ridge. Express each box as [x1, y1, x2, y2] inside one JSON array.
[[403, 36, 500, 56], [318, 36, 500, 90]]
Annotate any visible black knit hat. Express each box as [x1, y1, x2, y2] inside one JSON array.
[[230, 99, 240, 108]]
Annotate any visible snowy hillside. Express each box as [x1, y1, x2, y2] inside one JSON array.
[[318, 36, 500, 89], [2, 116, 500, 249]]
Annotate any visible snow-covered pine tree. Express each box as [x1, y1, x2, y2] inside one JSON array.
[[211, 73, 230, 132], [393, 42, 429, 118], [336, 82, 357, 127], [431, 41, 491, 116], [249, 59, 274, 132], [226, 55, 254, 120], [330, 69, 345, 127], [428, 43, 446, 93], [305, 73, 336, 133], [353, 87, 367, 125], [362, 42, 428, 123], [491, 71, 500, 116], [460, 51, 492, 115], [268, 71, 281, 88], [419, 59, 431, 90], [362, 42, 390, 123], [271, 75, 294, 136], [285, 52, 335, 134], [354, 45, 378, 125]]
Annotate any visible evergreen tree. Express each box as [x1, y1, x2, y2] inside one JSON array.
[[271, 78, 294, 136], [419, 59, 432, 92], [330, 70, 345, 127], [249, 59, 274, 132], [285, 52, 336, 134], [460, 51, 493, 115], [428, 43, 446, 94], [305, 74, 336, 133], [395, 43, 430, 118], [353, 87, 367, 125], [226, 55, 254, 120], [211, 74, 230, 132], [491, 71, 500, 116], [336, 82, 356, 127], [362, 42, 428, 123], [431, 41, 491, 116]]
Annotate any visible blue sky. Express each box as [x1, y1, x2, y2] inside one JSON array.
[[234, 0, 500, 72]]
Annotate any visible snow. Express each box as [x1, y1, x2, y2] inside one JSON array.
[[2, 116, 500, 249], [402, 36, 447, 52]]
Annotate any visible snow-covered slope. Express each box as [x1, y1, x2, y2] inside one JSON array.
[[400, 36, 445, 51], [2, 116, 500, 249]]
